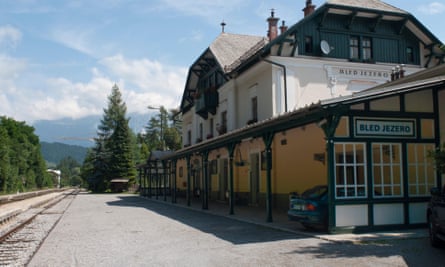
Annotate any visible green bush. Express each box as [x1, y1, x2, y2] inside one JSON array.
[[429, 143, 445, 173]]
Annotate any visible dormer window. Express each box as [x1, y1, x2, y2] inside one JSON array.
[[350, 36, 359, 60], [362, 37, 372, 60], [350, 36, 373, 62]]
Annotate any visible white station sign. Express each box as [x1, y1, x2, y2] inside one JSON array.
[[355, 118, 416, 138]]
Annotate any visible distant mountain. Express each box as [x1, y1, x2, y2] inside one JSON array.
[[40, 142, 89, 165], [33, 113, 149, 147]]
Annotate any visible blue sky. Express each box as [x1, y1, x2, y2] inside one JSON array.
[[0, 0, 444, 124]]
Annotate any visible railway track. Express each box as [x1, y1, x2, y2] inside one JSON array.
[[0, 189, 79, 266]]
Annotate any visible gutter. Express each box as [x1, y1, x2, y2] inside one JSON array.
[[262, 58, 288, 112]]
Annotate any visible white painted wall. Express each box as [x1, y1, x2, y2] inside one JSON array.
[[373, 203, 404, 225], [183, 56, 424, 147], [336, 205, 368, 227]]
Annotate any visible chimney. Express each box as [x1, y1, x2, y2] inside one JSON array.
[[303, 0, 316, 17], [267, 9, 279, 41], [279, 20, 288, 34]]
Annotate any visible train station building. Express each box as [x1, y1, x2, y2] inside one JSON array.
[[138, 0, 445, 233]]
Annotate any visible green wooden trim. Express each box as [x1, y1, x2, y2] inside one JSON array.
[[162, 160, 167, 201], [346, 11, 358, 29], [398, 18, 408, 35], [433, 87, 442, 187], [290, 35, 299, 56], [327, 138, 336, 233], [318, 9, 329, 27], [155, 163, 159, 200], [401, 143, 410, 225], [172, 160, 177, 204], [186, 156, 191, 206], [370, 15, 383, 32], [319, 28, 410, 42], [227, 142, 237, 215], [366, 142, 374, 227], [201, 151, 209, 210], [334, 196, 431, 206], [262, 132, 275, 223], [148, 164, 152, 198], [323, 116, 343, 233]]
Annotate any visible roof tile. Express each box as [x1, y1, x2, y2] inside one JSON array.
[[327, 0, 407, 14]]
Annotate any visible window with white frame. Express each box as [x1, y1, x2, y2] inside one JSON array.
[[349, 36, 359, 60], [372, 143, 403, 197], [334, 143, 367, 199], [407, 143, 437, 196], [362, 37, 372, 60]]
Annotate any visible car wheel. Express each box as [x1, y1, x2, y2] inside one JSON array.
[[428, 213, 442, 247]]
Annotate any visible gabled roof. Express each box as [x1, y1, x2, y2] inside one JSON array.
[[327, 0, 406, 14], [210, 33, 267, 72], [180, 33, 266, 112], [264, 0, 443, 57]]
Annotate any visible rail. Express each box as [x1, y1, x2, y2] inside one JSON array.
[[0, 189, 79, 265]]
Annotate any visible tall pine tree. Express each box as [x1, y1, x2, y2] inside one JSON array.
[[88, 84, 135, 192], [144, 107, 182, 151]]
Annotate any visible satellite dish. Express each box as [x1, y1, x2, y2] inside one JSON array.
[[320, 40, 331, 55]]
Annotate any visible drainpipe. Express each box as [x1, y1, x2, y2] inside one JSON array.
[[262, 58, 288, 113]]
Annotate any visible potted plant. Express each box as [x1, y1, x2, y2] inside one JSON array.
[[429, 143, 445, 173]]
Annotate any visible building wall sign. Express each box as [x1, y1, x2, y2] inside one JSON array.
[[325, 65, 391, 82], [338, 68, 390, 79], [354, 118, 416, 138]]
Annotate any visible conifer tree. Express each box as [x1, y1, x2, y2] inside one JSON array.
[[88, 84, 135, 192], [144, 107, 182, 151]]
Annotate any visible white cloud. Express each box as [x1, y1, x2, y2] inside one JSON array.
[[0, 54, 27, 83], [49, 26, 95, 56], [0, 53, 187, 123], [99, 54, 187, 111], [0, 25, 22, 48], [419, 2, 445, 15], [0, 72, 113, 122]]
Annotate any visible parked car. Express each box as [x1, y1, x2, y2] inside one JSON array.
[[427, 185, 445, 247], [288, 185, 328, 230]]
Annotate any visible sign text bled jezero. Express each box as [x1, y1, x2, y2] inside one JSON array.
[[355, 119, 415, 137]]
